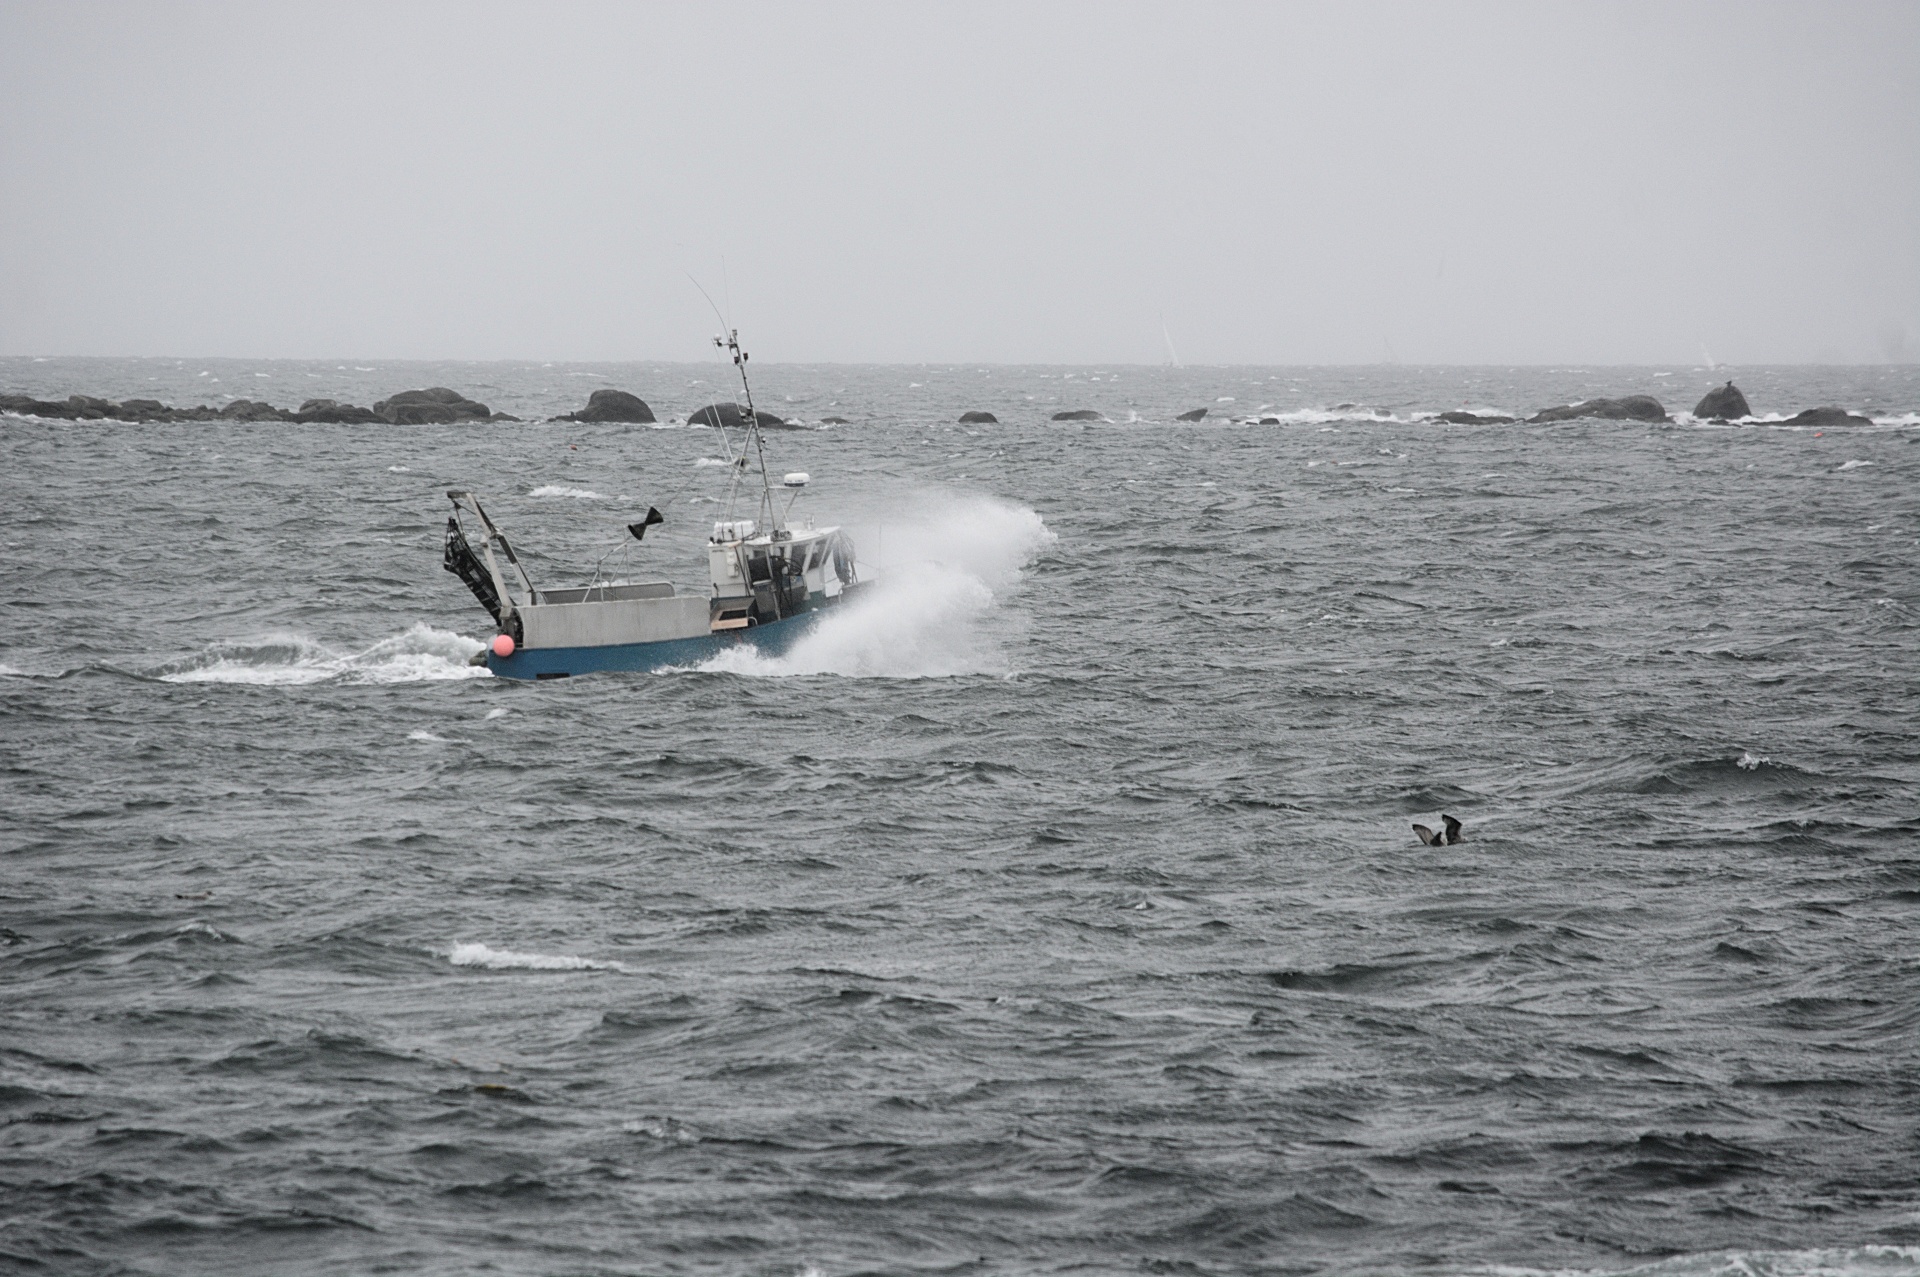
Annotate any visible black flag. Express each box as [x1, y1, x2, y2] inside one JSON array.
[[627, 507, 665, 541]]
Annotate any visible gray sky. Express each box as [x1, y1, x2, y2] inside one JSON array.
[[2, 0, 1915, 364]]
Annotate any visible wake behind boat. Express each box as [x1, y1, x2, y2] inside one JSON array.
[[442, 330, 864, 679]]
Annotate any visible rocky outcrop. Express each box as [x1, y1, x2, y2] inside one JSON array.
[[1527, 395, 1667, 423], [293, 398, 381, 424], [1783, 406, 1875, 427], [373, 387, 493, 423], [0, 386, 515, 423], [1692, 381, 1751, 420], [820, 416, 850, 425], [1438, 411, 1516, 424], [1176, 408, 1208, 422], [1051, 409, 1103, 422], [958, 410, 997, 424], [219, 398, 294, 422], [558, 389, 655, 424], [687, 402, 802, 430]]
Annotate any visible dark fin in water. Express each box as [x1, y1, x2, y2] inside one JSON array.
[[1413, 824, 1439, 845], [1441, 815, 1463, 844]]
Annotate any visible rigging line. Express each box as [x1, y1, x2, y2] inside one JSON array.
[[686, 268, 744, 471], [685, 271, 775, 532]]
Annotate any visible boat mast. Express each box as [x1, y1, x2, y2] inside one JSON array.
[[715, 329, 781, 534]]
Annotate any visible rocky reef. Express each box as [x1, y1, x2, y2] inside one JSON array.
[[1782, 406, 1876, 427], [1692, 382, 1752, 420], [687, 402, 803, 430], [557, 389, 655, 424], [0, 387, 519, 423], [1528, 395, 1669, 423]]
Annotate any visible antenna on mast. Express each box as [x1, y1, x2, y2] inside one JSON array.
[[713, 328, 781, 535]]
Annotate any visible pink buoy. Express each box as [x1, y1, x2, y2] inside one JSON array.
[[491, 634, 515, 658]]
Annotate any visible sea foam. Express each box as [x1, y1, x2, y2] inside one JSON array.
[[448, 942, 623, 972], [157, 623, 487, 685], [529, 485, 610, 500], [694, 493, 1054, 679]]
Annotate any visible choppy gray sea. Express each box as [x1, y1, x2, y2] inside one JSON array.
[[3, 357, 1918, 1277]]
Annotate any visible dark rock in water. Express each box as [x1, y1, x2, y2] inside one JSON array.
[[1176, 408, 1208, 422], [959, 411, 998, 424], [0, 394, 78, 418], [386, 401, 460, 425], [1528, 395, 1667, 423], [1693, 381, 1751, 420], [687, 402, 801, 430], [820, 416, 849, 425], [560, 389, 655, 424], [1051, 409, 1103, 422], [117, 398, 167, 419], [293, 398, 382, 424], [219, 398, 292, 422], [373, 387, 491, 423], [1783, 406, 1875, 427], [1438, 411, 1517, 424]]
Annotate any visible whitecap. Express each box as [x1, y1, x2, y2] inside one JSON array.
[[1837, 459, 1874, 471], [157, 623, 488, 685], [484, 707, 510, 719], [1736, 751, 1766, 771], [448, 942, 623, 972], [1480, 1245, 1920, 1277], [407, 729, 449, 743], [694, 457, 730, 467], [389, 465, 410, 473], [529, 485, 610, 500]]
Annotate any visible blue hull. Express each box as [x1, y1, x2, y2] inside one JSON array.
[[487, 609, 821, 680]]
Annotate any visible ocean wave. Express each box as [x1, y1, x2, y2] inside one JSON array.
[[1465, 1244, 1920, 1277], [154, 624, 487, 685], [1240, 406, 1410, 425], [447, 942, 624, 972], [528, 485, 610, 500], [1564, 752, 1824, 797]]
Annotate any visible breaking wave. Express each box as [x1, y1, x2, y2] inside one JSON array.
[[528, 485, 610, 500], [448, 942, 624, 972], [1466, 1245, 1920, 1277], [695, 494, 1054, 679], [155, 624, 487, 685]]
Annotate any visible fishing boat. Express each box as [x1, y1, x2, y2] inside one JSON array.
[[442, 330, 863, 679]]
